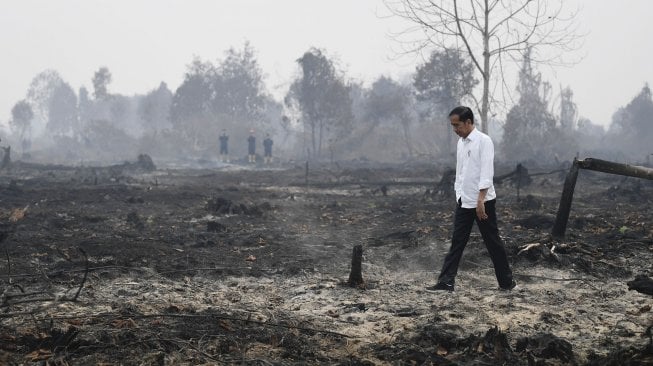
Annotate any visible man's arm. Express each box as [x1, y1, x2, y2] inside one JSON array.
[[478, 137, 495, 192], [476, 136, 494, 220], [476, 188, 488, 220]]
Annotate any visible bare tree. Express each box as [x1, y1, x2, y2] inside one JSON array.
[[384, 0, 581, 134]]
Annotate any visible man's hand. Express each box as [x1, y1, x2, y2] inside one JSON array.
[[476, 200, 488, 220], [477, 188, 488, 220]]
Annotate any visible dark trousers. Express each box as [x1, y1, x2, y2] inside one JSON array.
[[437, 199, 513, 288]]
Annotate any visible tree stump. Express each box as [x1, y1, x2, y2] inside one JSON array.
[[348, 245, 364, 287]]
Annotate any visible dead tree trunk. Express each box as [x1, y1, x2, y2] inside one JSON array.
[[552, 158, 653, 239], [348, 245, 364, 287]]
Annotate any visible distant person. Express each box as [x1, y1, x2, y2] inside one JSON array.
[[263, 134, 273, 165], [219, 129, 229, 162], [247, 129, 256, 163], [426, 106, 515, 292]]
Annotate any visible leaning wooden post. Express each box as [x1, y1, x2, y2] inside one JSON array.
[[348, 245, 364, 287], [552, 159, 580, 239]]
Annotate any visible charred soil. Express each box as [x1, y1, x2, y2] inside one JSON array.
[[0, 161, 651, 365]]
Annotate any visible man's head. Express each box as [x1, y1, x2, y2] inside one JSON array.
[[449, 106, 475, 138]]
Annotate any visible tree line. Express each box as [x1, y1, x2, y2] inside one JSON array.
[[5, 42, 652, 165]]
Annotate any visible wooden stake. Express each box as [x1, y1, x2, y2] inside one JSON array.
[[348, 245, 364, 287], [552, 159, 580, 239]]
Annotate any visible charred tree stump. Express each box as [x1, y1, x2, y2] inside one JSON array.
[[552, 159, 581, 239], [348, 245, 364, 287], [552, 158, 653, 239]]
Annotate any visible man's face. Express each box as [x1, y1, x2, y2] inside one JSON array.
[[450, 114, 474, 138]]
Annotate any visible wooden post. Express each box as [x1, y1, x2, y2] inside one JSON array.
[[551, 159, 580, 239], [348, 245, 364, 287]]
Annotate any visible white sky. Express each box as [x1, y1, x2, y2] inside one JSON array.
[[1, 0, 652, 129]]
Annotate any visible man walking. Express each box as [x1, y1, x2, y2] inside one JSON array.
[[427, 106, 515, 292]]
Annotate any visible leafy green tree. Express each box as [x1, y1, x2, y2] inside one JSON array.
[[287, 48, 353, 159], [92, 66, 112, 100]]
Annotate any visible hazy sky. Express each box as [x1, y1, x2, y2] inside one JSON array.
[[1, 0, 652, 129]]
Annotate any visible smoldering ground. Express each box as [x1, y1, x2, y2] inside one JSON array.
[[0, 160, 651, 365]]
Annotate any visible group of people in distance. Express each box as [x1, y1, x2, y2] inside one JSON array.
[[218, 129, 273, 165]]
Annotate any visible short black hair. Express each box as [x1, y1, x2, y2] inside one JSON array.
[[449, 106, 474, 124]]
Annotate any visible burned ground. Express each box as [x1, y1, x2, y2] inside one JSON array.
[[0, 161, 651, 365]]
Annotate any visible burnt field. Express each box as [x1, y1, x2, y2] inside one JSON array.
[[0, 159, 651, 365]]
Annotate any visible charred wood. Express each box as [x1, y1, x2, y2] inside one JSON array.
[[627, 275, 653, 296], [579, 158, 653, 179], [551, 159, 583, 239], [348, 245, 364, 288]]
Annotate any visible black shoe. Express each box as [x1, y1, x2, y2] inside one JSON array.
[[425, 283, 454, 292], [499, 280, 517, 291]]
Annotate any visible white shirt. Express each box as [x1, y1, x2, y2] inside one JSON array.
[[455, 127, 496, 208]]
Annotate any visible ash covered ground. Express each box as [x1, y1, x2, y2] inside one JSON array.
[[0, 159, 651, 365]]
